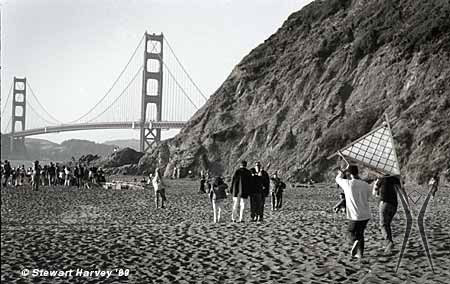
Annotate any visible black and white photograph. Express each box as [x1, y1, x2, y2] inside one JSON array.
[[1, 0, 449, 283]]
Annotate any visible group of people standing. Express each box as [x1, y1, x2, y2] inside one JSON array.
[[147, 161, 286, 223], [1, 160, 106, 190], [207, 161, 285, 223]]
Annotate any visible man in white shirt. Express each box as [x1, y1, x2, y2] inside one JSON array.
[[336, 165, 371, 258]]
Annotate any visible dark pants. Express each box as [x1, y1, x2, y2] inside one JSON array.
[[49, 175, 56, 186], [32, 175, 40, 190], [347, 219, 369, 256], [271, 191, 283, 209], [250, 193, 263, 220], [259, 196, 266, 220], [3, 174, 10, 186], [431, 185, 438, 197], [380, 201, 397, 243], [199, 180, 206, 193], [155, 189, 167, 208]]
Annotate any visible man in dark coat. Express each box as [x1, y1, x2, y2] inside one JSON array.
[[249, 168, 263, 222], [230, 160, 252, 222], [255, 162, 270, 221]]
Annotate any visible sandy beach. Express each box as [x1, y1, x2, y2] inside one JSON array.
[[1, 179, 449, 283]]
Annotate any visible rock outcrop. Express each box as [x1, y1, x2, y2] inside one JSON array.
[[140, 0, 450, 184], [101, 147, 144, 168]]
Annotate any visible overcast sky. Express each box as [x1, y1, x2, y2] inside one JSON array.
[[1, 0, 312, 144]]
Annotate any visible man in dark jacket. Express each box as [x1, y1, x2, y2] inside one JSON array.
[[230, 160, 252, 222], [255, 162, 270, 221], [249, 168, 263, 222]]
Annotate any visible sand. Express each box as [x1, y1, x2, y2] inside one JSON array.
[[1, 179, 449, 283]]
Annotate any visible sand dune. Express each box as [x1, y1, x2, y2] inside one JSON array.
[[1, 179, 449, 283]]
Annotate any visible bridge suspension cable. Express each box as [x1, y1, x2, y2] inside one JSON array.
[[1, 83, 13, 117], [26, 81, 63, 125], [68, 33, 145, 124], [86, 65, 143, 123], [163, 37, 208, 101], [148, 40, 199, 110], [3, 117, 12, 133], [26, 100, 60, 128], [1, 83, 13, 133]]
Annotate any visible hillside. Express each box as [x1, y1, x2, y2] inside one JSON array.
[[104, 139, 140, 151], [139, 0, 450, 184], [23, 138, 116, 161]]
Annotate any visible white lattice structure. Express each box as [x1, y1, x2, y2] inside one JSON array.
[[329, 117, 401, 176]]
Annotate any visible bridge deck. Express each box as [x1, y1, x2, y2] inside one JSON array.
[[7, 121, 186, 137]]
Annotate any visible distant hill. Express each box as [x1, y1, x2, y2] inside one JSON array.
[[23, 138, 116, 161], [104, 139, 140, 151]]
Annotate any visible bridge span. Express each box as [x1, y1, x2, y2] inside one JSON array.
[[10, 121, 186, 138]]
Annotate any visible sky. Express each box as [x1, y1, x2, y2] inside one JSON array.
[[1, 0, 312, 144]]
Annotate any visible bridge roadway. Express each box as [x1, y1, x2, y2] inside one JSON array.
[[8, 121, 186, 138]]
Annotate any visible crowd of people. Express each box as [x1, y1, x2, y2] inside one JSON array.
[[1, 160, 106, 190]]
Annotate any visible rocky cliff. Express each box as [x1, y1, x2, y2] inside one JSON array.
[[141, 0, 450, 184]]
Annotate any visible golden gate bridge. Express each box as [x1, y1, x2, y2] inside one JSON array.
[[1, 32, 207, 154]]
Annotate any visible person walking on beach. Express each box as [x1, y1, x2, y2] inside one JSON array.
[[40, 165, 48, 186], [230, 160, 252, 222], [199, 171, 207, 193], [48, 163, 56, 186], [32, 161, 41, 191], [270, 172, 285, 210], [152, 168, 167, 209], [372, 175, 402, 253], [249, 168, 263, 222], [74, 165, 81, 188], [18, 165, 26, 186], [2, 160, 12, 187], [428, 173, 440, 198], [255, 162, 270, 221], [336, 165, 371, 259], [64, 166, 71, 187], [11, 168, 18, 187], [208, 176, 228, 223]]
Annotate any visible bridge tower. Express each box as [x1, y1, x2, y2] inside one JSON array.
[[10, 77, 27, 153], [140, 32, 163, 153]]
